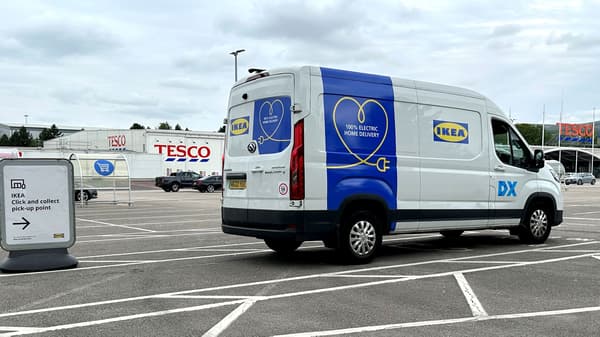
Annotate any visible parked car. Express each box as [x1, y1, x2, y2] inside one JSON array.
[[192, 175, 222, 193], [155, 171, 201, 192], [74, 188, 98, 201], [565, 172, 596, 185]]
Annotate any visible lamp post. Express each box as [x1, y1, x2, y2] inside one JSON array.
[[24, 114, 29, 124], [229, 49, 245, 82]]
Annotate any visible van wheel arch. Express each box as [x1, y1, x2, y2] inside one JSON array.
[[519, 194, 556, 244], [337, 196, 390, 233], [335, 197, 389, 264]]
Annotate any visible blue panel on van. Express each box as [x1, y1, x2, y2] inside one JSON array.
[[252, 96, 292, 154], [321, 68, 397, 212]]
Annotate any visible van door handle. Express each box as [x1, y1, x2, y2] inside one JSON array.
[[494, 165, 505, 172], [251, 166, 264, 173]]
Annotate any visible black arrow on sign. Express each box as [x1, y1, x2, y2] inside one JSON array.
[[12, 217, 31, 230]]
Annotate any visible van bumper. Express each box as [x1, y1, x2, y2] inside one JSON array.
[[221, 207, 337, 241], [553, 210, 563, 226]]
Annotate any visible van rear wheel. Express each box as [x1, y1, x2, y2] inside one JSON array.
[[338, 210, 381, 264], [264, 239, 302, 254], [518, 202, 552, 244]]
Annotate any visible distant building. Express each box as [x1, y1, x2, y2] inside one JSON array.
[[0, 123, 97, 139]]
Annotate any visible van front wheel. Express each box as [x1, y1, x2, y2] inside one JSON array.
[[338, 210, 381, 264], [264, 239, 302, 254], [518, 203, 552, 244]]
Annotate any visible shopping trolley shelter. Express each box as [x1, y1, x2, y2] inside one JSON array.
[[0, 186, 598, 337]]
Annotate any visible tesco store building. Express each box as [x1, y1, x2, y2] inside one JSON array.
[[35, 129, 224, 179]]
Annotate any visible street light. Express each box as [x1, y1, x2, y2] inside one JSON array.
[[229, 49, 245, 82], [24, 114, 29, 124]]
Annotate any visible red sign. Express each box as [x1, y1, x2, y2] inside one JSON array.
[[557, 123, 593, 137], [108, 135, 126, 148], [154, 144, 211, 158]]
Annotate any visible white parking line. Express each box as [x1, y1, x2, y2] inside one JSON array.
[[565, 216, 600, 221], [453, 273, 488, 317], [271, 306, 600, 337], [562, 223, 600, 227], [0, 242, 597, 336], [76, 218, 156, 233], [77, 231, 222, 243], [573, 210, 600, 215], [201, 300, 257, 337], [324, 274, 413, 279], [77, 228, 219, 239], [0, 327, 44, 335], [442, 260, 517, 264], [79, 213, 220, 222], [0, 300, 246, 337]]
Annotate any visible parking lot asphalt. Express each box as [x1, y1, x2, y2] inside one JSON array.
[[0, 185, 599, 337]]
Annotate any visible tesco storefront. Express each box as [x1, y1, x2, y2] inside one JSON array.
[[38, 129, 224, 178]]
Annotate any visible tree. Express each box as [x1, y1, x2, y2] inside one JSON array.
[[218, 125, 226, 133], [38, 124, 63, 142], [515, 123, 542, 146], [175, 124, 182, 131], [9, 126, 34, 146], [0, 134, 9, 146], [158, 122, 171, 130], [130, 123, 145, 129]]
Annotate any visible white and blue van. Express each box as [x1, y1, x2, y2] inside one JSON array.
[[222, 66, 563, 263]]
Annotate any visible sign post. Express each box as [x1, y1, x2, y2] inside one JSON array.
[[0, 159, 77, 272]]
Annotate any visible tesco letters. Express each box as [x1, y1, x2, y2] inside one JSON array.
[[154, 144, 211, 160]]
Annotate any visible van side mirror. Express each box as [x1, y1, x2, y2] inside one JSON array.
[[533, 149, 545, 169]]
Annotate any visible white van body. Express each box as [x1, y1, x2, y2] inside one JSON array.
[[222, 66, 563, 263]]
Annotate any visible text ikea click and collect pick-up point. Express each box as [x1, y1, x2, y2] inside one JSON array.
[[0, 158, 78, 272]]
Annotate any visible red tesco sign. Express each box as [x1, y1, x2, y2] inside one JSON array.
[[557, 123, 593, 137], [154, 144, 211, 158], [108, 135, 126, 148]]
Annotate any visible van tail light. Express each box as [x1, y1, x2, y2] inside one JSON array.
[[290, 120, 305, 200]]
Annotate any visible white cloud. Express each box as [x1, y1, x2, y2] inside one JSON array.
[[0, 0, 599, 131]]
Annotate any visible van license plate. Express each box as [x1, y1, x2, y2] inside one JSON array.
[[229, 179, 246, 190]]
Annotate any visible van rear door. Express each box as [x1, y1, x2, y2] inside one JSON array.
[[224, 74, 295, 214]]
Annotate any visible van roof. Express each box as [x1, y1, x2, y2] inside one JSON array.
[[236, 66, 505, 117]]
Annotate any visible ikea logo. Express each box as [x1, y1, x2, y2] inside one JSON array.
[[230, 117, 249, 136], [433, 120, 469, 144]]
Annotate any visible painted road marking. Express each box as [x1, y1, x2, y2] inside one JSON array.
[[77, 218, 156, 233], [0, 241, 598, 336], [201, 300, 257, 337], [271, 306, 600, 337], [1, 242, 596, 318], [453, 273, 488, 317]]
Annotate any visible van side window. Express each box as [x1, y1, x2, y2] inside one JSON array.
[[492, 119, 530, 169]]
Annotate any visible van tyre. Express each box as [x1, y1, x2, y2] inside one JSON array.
[[518, 202, 552, 244], [264, 239, 302, 254], [170, 183, 180, 192], [440, 230, 463, 238], [338, 210, 382, 264]]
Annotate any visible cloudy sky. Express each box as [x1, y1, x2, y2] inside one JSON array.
[[1, 0, 599, 132]]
